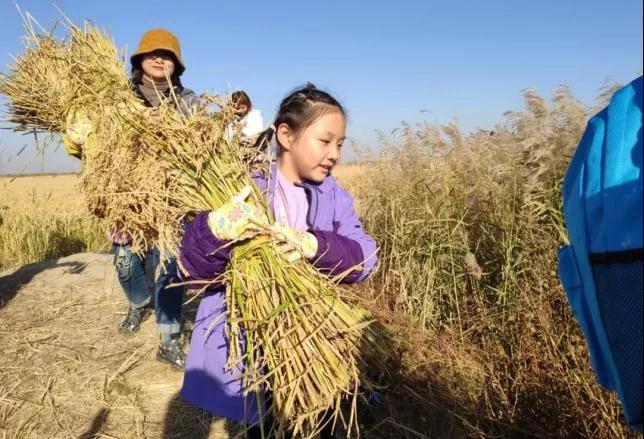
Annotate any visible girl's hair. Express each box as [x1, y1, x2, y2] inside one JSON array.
[[231, 90, 252, 109], [252, 83, 344, 152], [130, 54, 183, 87]]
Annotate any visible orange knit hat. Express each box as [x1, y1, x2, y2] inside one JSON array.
[[130, 29, 185, 75]]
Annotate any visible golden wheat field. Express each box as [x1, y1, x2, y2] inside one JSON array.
[[0, 84, 640, 438], [0, 174, 107, 271]]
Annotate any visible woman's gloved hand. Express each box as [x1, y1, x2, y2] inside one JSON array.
[[62, 109, 92, 159], [207, 186, 268, 240]]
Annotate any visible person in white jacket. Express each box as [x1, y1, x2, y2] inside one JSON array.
[[229, 90, 264, 139]]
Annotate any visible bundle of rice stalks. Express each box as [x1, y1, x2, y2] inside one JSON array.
[[130, 104, 388, 436], [1, 17, 135, 131], [0, 15, 183, 252], [1, 14, 389, 438]]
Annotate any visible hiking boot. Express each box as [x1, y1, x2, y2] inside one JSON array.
[[118, 305, 151, 333], [156, 337, 187, 370]]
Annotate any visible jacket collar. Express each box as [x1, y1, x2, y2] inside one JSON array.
[[265, 162, 332, 194], [131, 80, 185, 108]]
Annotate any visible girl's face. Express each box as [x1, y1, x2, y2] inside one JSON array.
[[278, 110, 346, 183], [141, 50, 176, 82], [235, 104, 250, 118]]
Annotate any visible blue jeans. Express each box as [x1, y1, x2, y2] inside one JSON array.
[[113, 244, 184, 335]]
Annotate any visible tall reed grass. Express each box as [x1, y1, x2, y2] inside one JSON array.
[[349, 83, 635, 437]]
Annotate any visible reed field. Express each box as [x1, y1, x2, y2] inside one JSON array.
[[344, 84, 636, 438], [0, 81, 638, 438]]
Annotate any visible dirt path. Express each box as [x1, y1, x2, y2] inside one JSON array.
[[0, 253, 231, 439]]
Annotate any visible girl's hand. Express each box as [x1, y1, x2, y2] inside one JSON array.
[[270, 224, 318, 262], [207, 186, 268, 240]]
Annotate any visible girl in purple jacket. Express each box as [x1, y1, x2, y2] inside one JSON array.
[[178, 84, 378, 437]]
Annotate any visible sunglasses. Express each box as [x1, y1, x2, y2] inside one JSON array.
[[142, 50, 175, 61]]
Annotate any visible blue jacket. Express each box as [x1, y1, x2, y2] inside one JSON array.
[[559, 76, 643, 432]]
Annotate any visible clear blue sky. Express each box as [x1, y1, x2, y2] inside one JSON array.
[[1, 0, 642, 173]]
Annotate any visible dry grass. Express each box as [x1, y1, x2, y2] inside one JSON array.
[[0, 253, 234, 439], [0, 174, 107, 270], [339, 86, 637, 438], [1, 174, 78, 202]]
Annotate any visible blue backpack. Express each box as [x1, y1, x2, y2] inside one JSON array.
[[558, 76, 643, 432]]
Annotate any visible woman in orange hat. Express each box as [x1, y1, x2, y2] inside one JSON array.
[[65, 29, 200, 370], [128, 28, 200, 114], [112, 29, 201, 370]]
